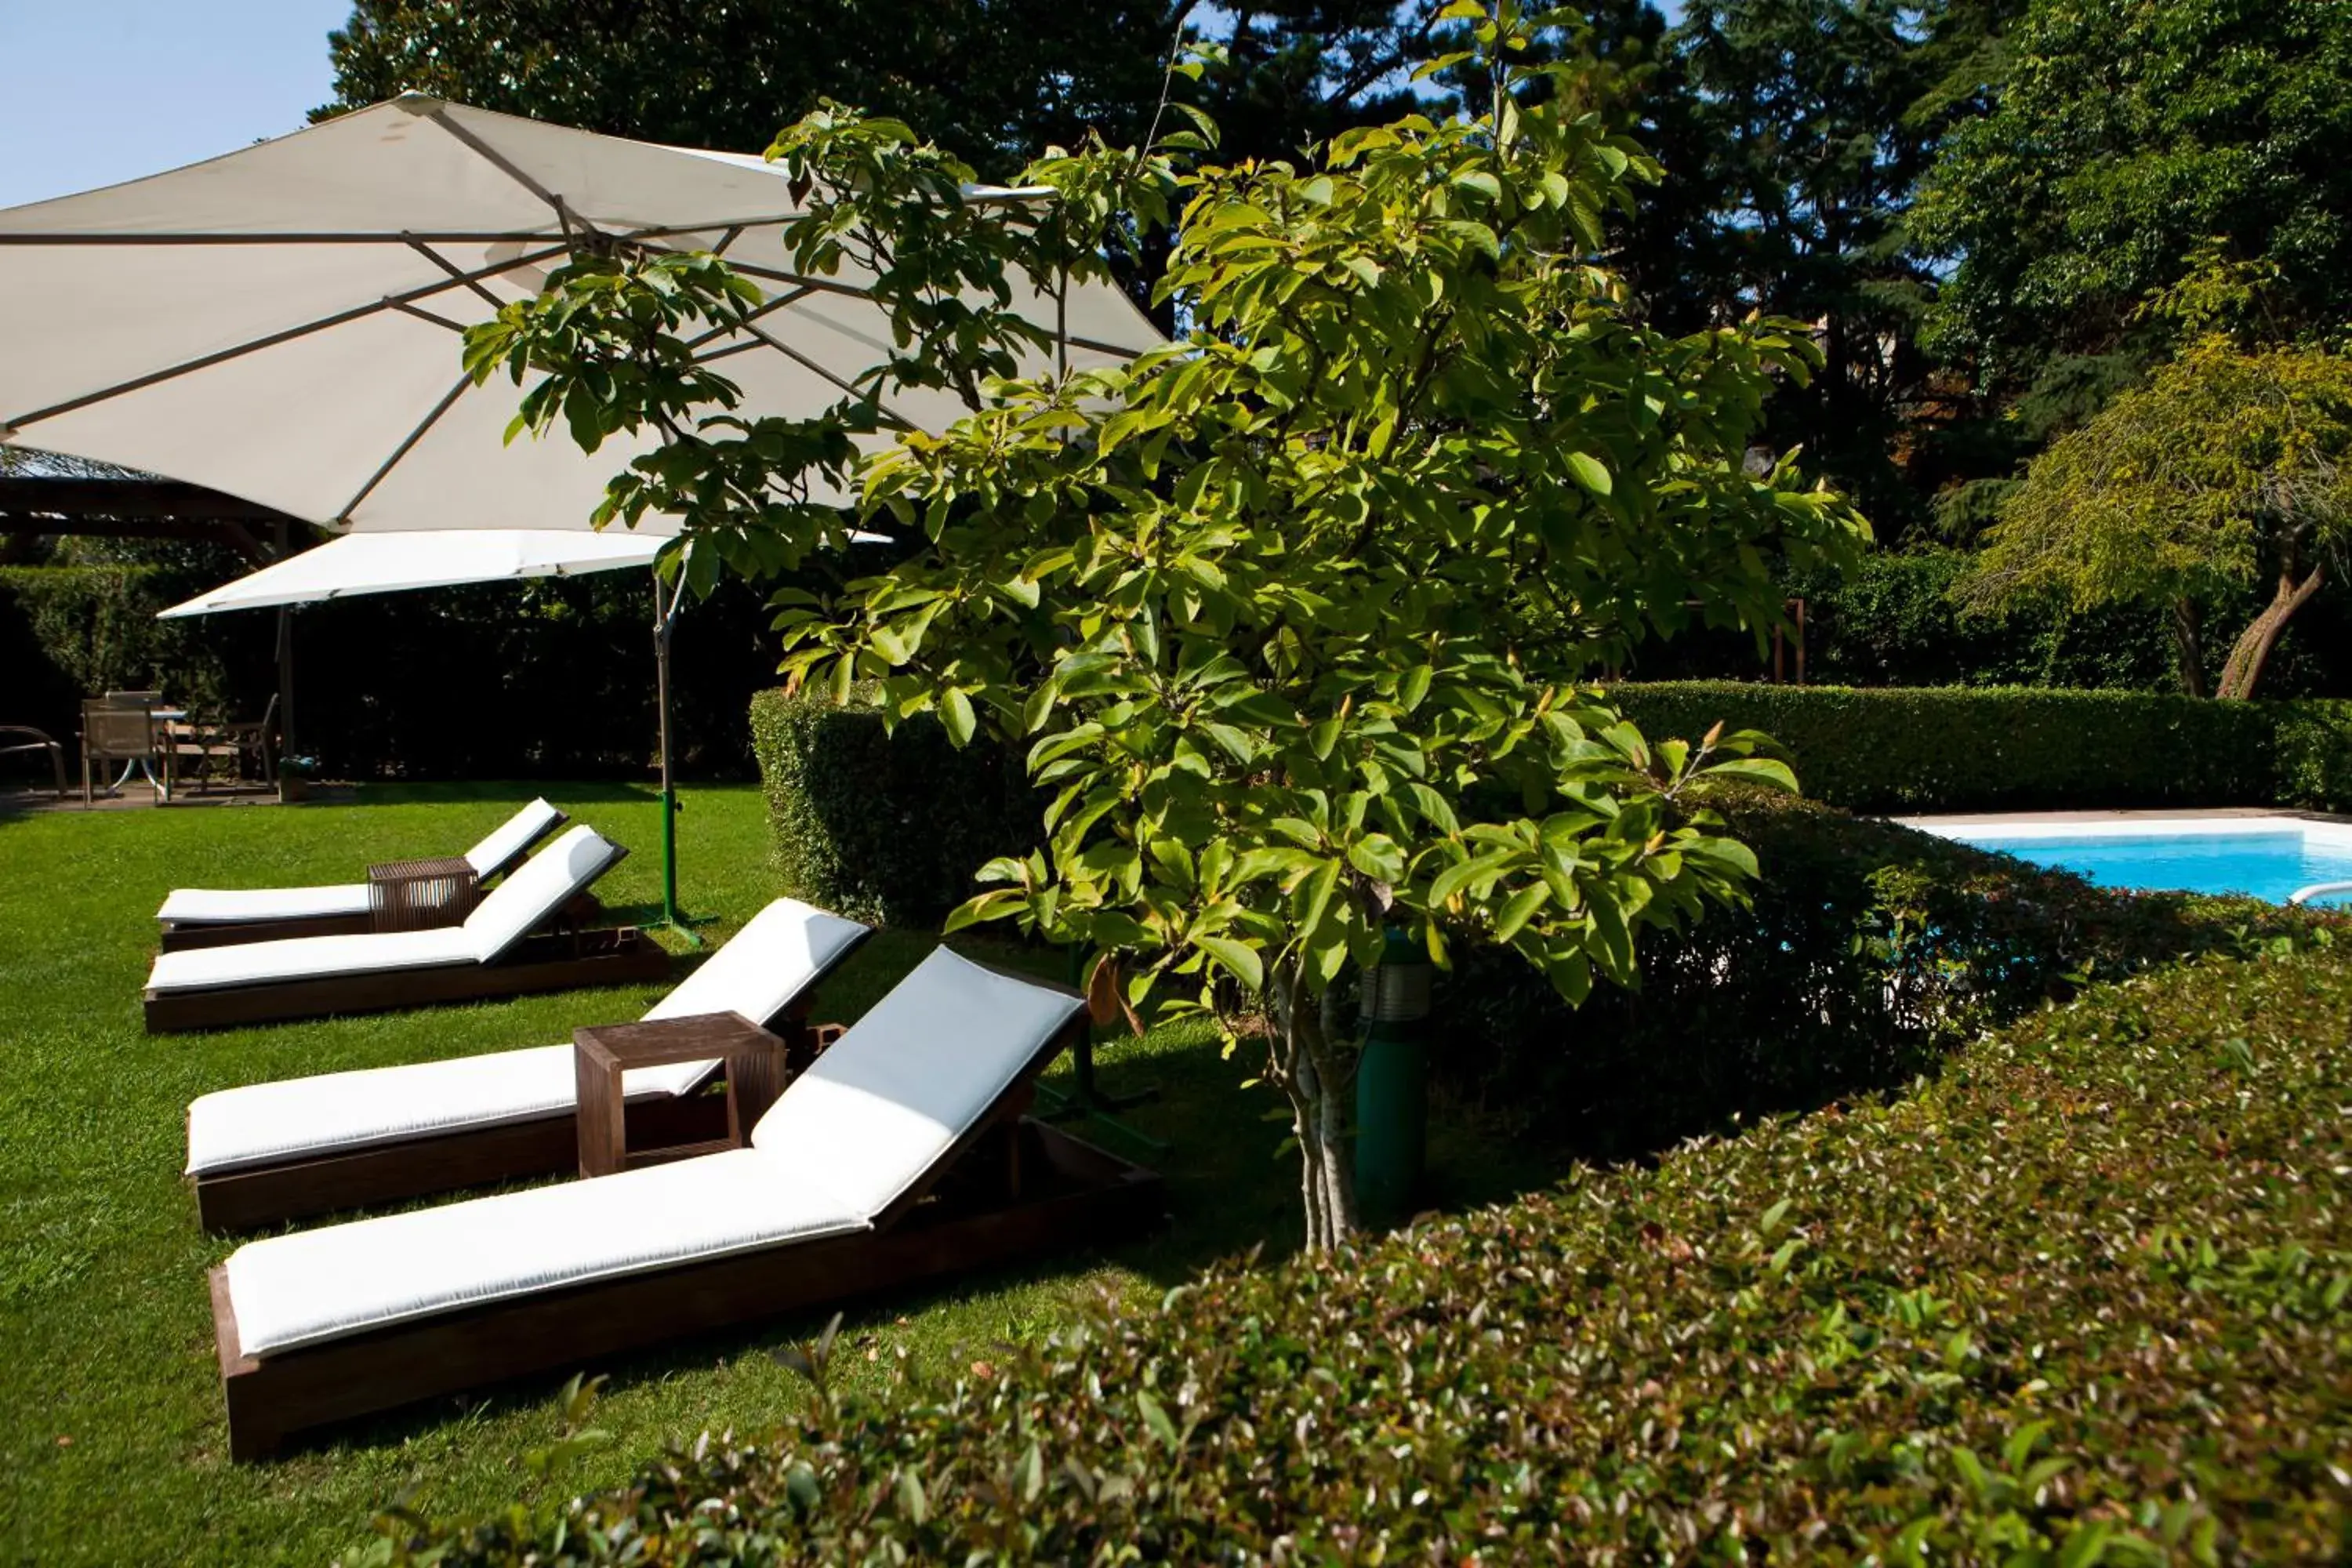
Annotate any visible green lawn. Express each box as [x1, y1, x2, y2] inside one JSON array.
[[0, 784, 1548, 1563]]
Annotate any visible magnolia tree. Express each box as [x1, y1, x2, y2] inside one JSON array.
[[471, 2, 1866, 1246]]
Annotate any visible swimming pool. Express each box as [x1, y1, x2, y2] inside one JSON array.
[[1915, 817, 2352, 908]]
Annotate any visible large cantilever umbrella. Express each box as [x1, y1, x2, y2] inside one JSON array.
[[0, 94, 1161, 924]]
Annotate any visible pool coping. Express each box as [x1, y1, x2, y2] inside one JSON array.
[[1896, 806, 2352, 849]]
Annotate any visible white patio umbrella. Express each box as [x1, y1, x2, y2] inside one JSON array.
[[154, 526, 883, 930], [2, 93, 1159, 926], [0, 93, 1160, 531]]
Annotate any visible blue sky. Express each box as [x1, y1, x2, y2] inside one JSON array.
[[0, 3, 1690, 212], [0, 1, 350, 210]]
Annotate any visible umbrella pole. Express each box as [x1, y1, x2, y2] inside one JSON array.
[[651, 568, 702, 946]]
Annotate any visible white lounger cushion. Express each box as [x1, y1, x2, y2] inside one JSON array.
[[157, 884, 372, 926], [749, 947, 1083, 1215], [463, 797, 564, 877], [147, 924, 479, 994], [223, 944, 1080, 1357], [225, 1149, 866, 1357], [156, 798, 562, 926], [460, 825, 621, 962], [184, 898, 871, 1175]]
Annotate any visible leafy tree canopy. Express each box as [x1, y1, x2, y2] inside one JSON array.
[[1915, 0, 2352, 408], [1958, 333, 2352, 699], [465, 2, 1867, 1242], [321, 0, 1454, 178]]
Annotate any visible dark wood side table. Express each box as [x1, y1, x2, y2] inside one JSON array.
[[572, 1011, 789, 1178], [367, 855, 481, 931]]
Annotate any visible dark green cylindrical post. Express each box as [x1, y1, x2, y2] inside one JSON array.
[[1356, 924, 1432, 1225]]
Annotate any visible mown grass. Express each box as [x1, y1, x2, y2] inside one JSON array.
[[0, 783, 1549, 1564]]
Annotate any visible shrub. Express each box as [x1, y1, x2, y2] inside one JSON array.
[[1610, 681, 2306, 813], [374, 935, 2352, 1564], [1433, 790, 2332, 1160], [748, 688, 1036, 927]]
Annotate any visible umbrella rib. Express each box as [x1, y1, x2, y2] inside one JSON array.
[[407, 237, 507, 310], [691, 254, 1145, 362], [333, 373, 475, 524], [420, 107, 579, 230], [683, 286, 815, 353], [0, 231, 561, 246], [731, 317, 918, 432], [389, 299, 474, 336], [2, 241, 571, 431]]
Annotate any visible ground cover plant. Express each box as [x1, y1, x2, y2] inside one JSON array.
[[379, 931, 2352, 1564]]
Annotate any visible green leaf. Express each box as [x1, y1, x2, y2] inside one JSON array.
[[939, 687, 976, 747], [1567, 452, 1613, 496], [1491, 881, 1548, 942], [1194, 935, 1264, 992]]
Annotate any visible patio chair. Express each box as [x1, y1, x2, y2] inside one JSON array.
[[208, 946, 1163, 1459], [0, 726, 67, 798], [154, 797, 569, 949], [185, 898, 873, 1229], [79, 697, 162, 805], [143, 824, 668, 1032]]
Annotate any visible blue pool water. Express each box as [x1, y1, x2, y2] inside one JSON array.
[[1955, 829, 2352, 907]]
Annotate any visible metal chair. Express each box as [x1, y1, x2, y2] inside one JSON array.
[[0, 727, 67, 798], [81, 698, 164, 806]]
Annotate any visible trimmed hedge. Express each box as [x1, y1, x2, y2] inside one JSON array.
[[377, 935, 2352, 1563], [748, 688, 1036, 927], [1612, 681, 2352, 815], [1433, 789, 2336, 1160]]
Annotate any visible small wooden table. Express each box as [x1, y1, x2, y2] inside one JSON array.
[[367, 855, 480, 931], [572, 1011, 788, 1178]]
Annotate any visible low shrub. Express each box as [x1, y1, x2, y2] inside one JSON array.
[[1610, 681, 2336, 813], [376, 936, 2352, 1564], [748, 688, 1036, 927], [1433, 789, 2333, 1160]]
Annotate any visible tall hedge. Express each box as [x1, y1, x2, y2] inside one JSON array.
[[748, 688, 1037, 927], [1613, 681, 2352, 814], [1432, 788, 2334, 1159], [379, 934, 2352, 1564]]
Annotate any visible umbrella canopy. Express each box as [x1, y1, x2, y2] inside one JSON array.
[[157, 528, 665, 617], [0, 93, 1160, 534]]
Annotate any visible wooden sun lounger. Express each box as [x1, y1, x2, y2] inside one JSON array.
[[191, 908, 874, 1230], [213, 1117, 1156, 1460], [156, 799, 571, 950], [147, 924, 670, 1033], [206, 958, 1164, 1459], [145, 827, 662, 1033]]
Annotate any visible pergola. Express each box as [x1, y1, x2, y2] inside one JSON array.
[[0, 473, 310, 752]]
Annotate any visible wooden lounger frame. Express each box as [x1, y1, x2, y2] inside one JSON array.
[[145, 924, 672, 1033], [154, 808, 572, 951], [210, 1010, 1163, 1460]]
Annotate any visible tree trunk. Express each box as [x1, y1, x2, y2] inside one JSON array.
[[2216, 565, 2325, 700], [2170, 597, 2207, 699], [1269, 960, 1360, 1250]]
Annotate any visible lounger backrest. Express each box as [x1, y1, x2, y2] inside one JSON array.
[[462, 798, 566, 880], [644, 898, 871, 1025], [461, 825, 622, 963], [749, 946, 1082, 1218]]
